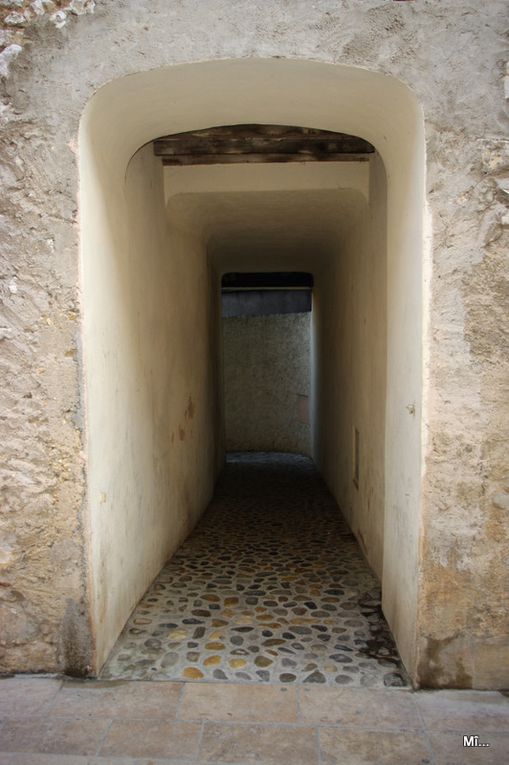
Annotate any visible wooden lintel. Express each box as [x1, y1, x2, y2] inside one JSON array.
[[161, 153, 371, 166], [154, 124, 375, 166]]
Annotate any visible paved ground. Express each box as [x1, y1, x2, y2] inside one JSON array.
[[0, 676, 508, 764], [3, 455, 507, 761], [103, 453, 406, 687]]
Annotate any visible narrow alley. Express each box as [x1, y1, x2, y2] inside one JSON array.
[[102, 453, 407, 687]]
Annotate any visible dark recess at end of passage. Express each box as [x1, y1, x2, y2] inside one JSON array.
[[222, 272, 313, 290], [221, 272, 313, 317]]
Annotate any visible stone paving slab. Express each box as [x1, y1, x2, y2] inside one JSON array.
[[178, 683, 298, 722], [0, 678, 61, 719], [297, 685, 422, 729], [47, 680, 184, 719], [414, 690, 509, 731], [318, 728, 431, 765], [0, 758, 206, 765], [1, 677, 508, 764]]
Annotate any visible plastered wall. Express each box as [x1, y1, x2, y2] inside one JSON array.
[[80, 142, 222, 670], [0, 0, 507, 688], [313, 154, 387, 581], [223, 312, 311, 455]]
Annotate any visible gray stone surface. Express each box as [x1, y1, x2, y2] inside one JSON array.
[[223, 315, 310, 454]]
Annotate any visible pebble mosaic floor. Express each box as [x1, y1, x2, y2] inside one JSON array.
[[102, 453, 409, 687]]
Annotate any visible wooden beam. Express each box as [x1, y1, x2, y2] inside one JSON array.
[[153, 124, 375, 165], [160, 153, 371, 166]]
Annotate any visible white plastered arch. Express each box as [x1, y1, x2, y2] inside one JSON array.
[[79, 59, 426, 677]]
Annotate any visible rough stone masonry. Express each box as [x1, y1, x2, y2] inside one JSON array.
[[0, 0, 508, 687]]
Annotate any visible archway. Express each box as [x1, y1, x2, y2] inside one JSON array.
[[79, 59, 426, 680]]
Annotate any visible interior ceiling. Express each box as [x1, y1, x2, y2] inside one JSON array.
[[166, 188, 367, 271]]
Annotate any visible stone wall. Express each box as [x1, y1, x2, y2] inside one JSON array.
[[223, 312, 311, 455], [0, 0, 507, 686]]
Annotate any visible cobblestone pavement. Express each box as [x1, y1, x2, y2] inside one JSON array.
[[102, 453, 407, 687], [0, 677, 508, 764]]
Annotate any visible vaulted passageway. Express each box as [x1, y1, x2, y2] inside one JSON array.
[[80, 60, 425, 680], [102, 453, 407, 687]]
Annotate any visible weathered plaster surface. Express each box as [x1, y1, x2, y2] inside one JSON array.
[[313, 153, 387, 582], [81, 141, 222, 670], [223, 313, 311, 455], [418, 134, 509, 688], [0, 1, 507, 686]]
